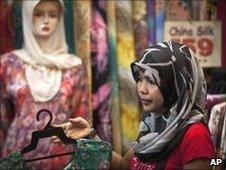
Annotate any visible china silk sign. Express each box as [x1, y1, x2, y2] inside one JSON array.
[[164, 21, 222, 67]]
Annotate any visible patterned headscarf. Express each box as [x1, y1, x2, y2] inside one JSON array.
[[130, 41, 207, 161]]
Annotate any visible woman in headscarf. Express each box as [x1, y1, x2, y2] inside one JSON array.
[[56, 41, 215, 169], [0, 0, 90, 169]]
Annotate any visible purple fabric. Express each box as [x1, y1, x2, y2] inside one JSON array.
[[91, 1, 112, 143], [147, 0, 156, 46], [206, 94, 226, 114]]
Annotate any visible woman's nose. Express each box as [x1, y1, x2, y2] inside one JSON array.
[[138, 81, 148, 94]]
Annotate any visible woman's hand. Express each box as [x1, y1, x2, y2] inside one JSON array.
[[52, 117, 91, 142]]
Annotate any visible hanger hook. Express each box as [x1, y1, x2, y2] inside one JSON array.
[[36, 109, 53, 127]]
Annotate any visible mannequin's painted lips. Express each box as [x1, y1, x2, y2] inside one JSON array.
[[42, 27, 50, 31]]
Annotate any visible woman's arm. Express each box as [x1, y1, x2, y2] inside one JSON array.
[[183, 158, 212, 170], [53, 117, 135, 169], [110, 147, 134, 169]]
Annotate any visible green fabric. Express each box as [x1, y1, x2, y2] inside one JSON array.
[[0, 151, 28, 170], [12, 1, 23, 49], [63, 0, 75, 54], [0, 140, 112, 170], [65, 139, 112, 170]]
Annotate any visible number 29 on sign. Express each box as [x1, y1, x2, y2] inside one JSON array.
[[171, 38, 213, 57]]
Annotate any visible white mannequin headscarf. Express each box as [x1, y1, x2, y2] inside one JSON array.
[[13, 0, 82, 102]]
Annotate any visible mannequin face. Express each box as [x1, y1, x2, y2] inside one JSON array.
[[33, 0, 61, 39], [137, 70, 164, 113]]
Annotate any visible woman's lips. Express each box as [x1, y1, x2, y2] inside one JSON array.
[[141, 98, 152, 105]]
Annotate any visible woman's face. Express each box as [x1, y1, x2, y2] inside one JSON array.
[[33, 1, 61, 39], [137, 70, 164, 113]]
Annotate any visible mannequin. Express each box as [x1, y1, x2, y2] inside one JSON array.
[[0, 0, 90, 169]]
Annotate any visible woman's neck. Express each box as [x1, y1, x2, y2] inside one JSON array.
[[35, 36, 53, 54], [151, 107, 167, 115]]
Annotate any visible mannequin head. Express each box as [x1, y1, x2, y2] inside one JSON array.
[[16, 0, 82, 68], [33, 0, 62, 39]]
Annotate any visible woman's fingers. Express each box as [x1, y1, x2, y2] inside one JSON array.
[[51, 117, 91, 141], [69, 117, 80, 122], [69, 117, 90, 129], [51, 136, 61, 143], [52, 122, 68, 130], [69, 117, 85, 124]]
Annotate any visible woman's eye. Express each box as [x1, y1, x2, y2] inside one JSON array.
[[149, 79, 158, 85], [137, 76, 142, 81], [149, 81, 156, 85]]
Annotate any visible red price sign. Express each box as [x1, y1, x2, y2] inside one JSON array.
[[170, 38, 213, 57]]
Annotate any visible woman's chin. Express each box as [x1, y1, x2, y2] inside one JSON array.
[[143, 106, 163, 113], [142, 106, 153, 112]]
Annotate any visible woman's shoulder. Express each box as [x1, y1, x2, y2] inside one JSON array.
[[1, 52, 22, 65], [179, 122, 214, 156], [167, 122, 215, 169], [167, 122, 215, 167], [64, 63, 87, 76], [185, 122, 210, 138]]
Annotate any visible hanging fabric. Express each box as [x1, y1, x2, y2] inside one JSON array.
[[147, 0, 156, 46], [115, 1, 140, 154], [206, 94, 226, 118], [106, 1, 122, 154], [0, 1, 15, 55], [219, 106, 226, 167], [73, 0, 92, 125], [63, 0, 75, 54], [155, 1, 165, 43], [208, 102, 226, 157], [91, 0, 112, 143], [132, 0, 149, 59]]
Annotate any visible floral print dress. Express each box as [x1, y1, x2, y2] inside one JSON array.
[[0, 53, 90, 169]]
